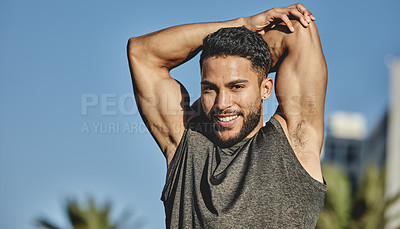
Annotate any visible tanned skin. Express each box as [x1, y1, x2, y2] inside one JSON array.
[[265, 21, 327, 182], [127, 3, 326, 183]]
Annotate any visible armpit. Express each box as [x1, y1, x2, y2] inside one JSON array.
[[290, 119, 310, 152]]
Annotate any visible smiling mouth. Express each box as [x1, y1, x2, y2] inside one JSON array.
[[214, 114, 239, 128]]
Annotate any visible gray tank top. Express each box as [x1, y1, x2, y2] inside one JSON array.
[[161, 115, 326, 228]]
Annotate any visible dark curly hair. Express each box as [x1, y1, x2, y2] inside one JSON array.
[[200, 26, 271, 83]]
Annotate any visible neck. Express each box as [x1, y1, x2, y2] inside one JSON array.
[[246, 116, 264, 139]]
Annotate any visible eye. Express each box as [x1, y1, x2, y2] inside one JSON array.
[[231, 84, 244, 90], [202, 86, 214, 94]]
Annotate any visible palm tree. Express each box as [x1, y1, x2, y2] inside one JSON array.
[[317, 164, 400, 229], [36, 197, 146, 229], [316, 164, 352, 229], [351, 165, 400, 229]]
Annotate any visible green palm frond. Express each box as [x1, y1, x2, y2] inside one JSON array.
[[36, 197, 145, 229], [36, 218, 61, 229], [317, 164, 400, 229], [317, 164, 352, 229]]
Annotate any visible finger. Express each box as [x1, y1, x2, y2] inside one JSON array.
[[295, 3, 312, 23], [294, 3, 307, 14], [304, 10, 316, 23], [257, 30, 266, 36], [255, 25, 266, 35], [289, 8, 309, 27], [279, 13, 294, 32]]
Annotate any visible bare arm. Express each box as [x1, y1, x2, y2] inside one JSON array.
[[127, 3, 315, 164], [263, 20, 327, 182], [127, 20, 247, 164]]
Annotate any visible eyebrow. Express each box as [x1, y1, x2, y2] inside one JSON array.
[[201, 79, 249, 87], [226, 79, 249, 87], [200, 80, 215, 86]]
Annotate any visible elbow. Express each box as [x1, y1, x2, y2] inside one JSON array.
[[128, 36, 149, 64], [127, 37, 139, 60], [127, 36, 155, 66], [291, 20, 320, 43], [289, 20, 324, 57], [127, 37, 144, 84]]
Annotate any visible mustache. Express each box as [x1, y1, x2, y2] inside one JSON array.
[[212, 108, 242, 116]]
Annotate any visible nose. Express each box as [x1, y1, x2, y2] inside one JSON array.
[[214, 90, 232, 111]]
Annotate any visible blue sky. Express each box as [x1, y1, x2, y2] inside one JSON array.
[[1, 0, 399, 228]]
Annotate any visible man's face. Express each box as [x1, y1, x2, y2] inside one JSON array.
[[201, 56, 267, 147]]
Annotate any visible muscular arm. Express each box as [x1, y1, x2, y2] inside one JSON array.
[[127, 19, 246, 163], [263, 21, 327, 182], [127, 3, 315, 165]]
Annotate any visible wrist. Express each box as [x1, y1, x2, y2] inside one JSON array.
[[262, 25, 288, 71], [235, 17, 246, 26], [224, 17, 246, 29], [242, 16, 255, 32]]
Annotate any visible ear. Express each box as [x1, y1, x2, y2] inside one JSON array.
[[260, 77, 274, 101]]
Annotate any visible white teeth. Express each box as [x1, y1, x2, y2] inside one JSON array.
[[217, 115, 238, 122]]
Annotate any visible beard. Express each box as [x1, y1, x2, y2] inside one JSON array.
[[206, 103, 262, 148]]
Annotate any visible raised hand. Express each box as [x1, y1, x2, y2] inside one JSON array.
[[244, 3, 315, 34]]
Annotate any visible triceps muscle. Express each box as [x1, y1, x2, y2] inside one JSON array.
[[136, 76, 192, 159], [274, 21, 327, 154]]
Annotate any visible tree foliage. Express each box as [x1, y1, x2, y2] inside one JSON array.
[[317, 164, 400, 229], [36, 197, 145, 229]]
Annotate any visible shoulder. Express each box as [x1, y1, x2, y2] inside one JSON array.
[[165, 113, 211, 164]]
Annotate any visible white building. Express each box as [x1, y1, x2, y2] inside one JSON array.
[[385, 56, 400, 229]]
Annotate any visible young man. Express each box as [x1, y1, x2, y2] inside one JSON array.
[[127, 3, 327, 228]]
